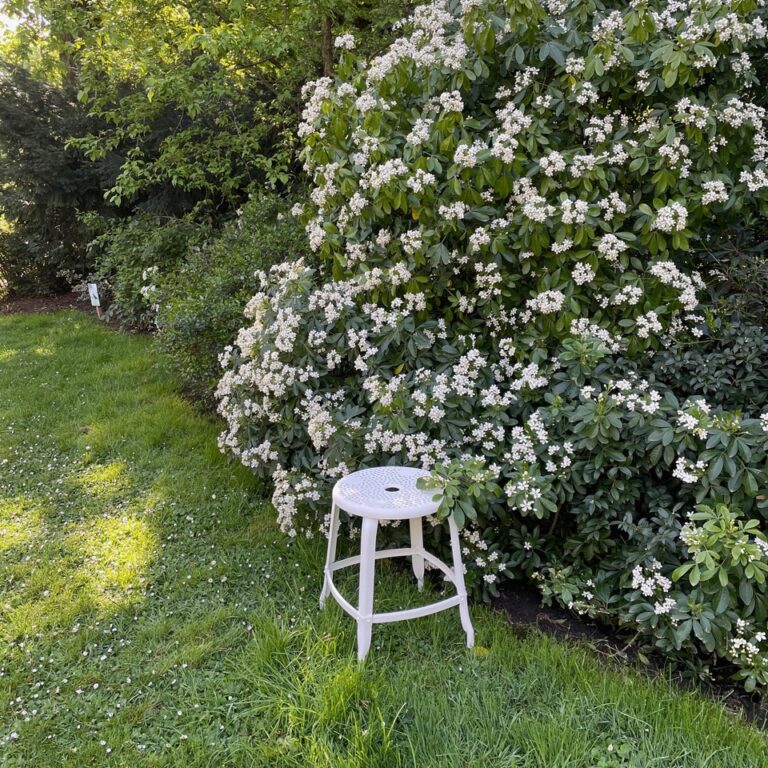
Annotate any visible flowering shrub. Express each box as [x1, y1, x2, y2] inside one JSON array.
[[217, 0, 768, 687]]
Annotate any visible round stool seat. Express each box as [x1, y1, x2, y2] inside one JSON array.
[[332, 466, 439, 519]]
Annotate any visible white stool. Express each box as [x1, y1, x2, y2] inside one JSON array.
[[319, 466, 475, 660]]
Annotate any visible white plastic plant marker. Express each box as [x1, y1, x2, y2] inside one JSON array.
[[319, 466, 475, 660], [87, 283, 100, 306], [87, 283, 101, 318]]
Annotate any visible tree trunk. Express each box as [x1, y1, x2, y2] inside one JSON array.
[[320, 15, 334, 77]]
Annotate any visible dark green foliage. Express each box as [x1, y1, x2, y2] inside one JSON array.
[[651, 319, 768, 411], [0, 62, 109, 295], [700, 225, 768, 325], [154, 195, 310, 405]]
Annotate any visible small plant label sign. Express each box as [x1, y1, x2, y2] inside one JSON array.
[[87, 283, 101, 307], [87, 283, 102, 318]]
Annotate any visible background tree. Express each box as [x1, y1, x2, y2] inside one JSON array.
[[0, 60, 111, 293], [0, 0, 409, 295]]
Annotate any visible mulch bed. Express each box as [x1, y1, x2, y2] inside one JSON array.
[[0, 291, 90, 315], [0, 290, 127, 330]]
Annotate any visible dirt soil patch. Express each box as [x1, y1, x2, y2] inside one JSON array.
[[0, 291, 91, 315]]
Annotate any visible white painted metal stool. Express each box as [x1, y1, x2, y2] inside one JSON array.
[[319, 466, 475, 660]]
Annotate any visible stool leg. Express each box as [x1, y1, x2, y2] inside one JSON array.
[[319, 503, 340, 609], [357, 517, 378, 661], [448, 515, 475, 648], [409, 517, 425, 591]]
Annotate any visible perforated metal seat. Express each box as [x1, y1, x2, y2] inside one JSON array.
[[319, 465, 475, 660], [332, 466, 441, 519]]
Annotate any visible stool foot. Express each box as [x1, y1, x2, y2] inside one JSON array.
[[448, 515, 476, 649], [319, 503, 340, 609], [409, 517, 425, 591], [459, 600, 475, 648], [356, 517, 378, 660]]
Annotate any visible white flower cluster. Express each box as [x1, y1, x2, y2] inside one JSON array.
[[729, 619, 767, 667], [527, 290, 565, 315], [672, 457, 707, 484], [361, 158, 409, 191], [407, 117, 434, 146], [701, 180, 728, 205], [598, 193, 627, 222], [505, 468, 544, 515], [490, 101, 532, 163], [272, 467, 322, 538], [636, 311, 663, 339], [299, 77, 333, 138], [509, 178, 555, 223], [676, 399, 711, 439], [296, 390, 341, 450], [631, 561, 676, 615], [407, 168, 437, 193], [596, 234, 628, 262], [570, 319, 622, 353], [459, 524, 508, 586], [649, 261, 704, 312], [677, 96, 710, 129], [439, 90, 464, 112], [454, 140, 487, 168], [561, 198, 589, 225], [334, 33, 356, 50], [605, 284, 642, 307], [653, 202, 688, 233], [439, 201, 469, 220], [540, 151, 566, 176], [572, 262, 595, 286], [139, 266, 159, 314]]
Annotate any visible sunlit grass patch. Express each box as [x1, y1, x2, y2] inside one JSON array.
[[66, 512, 155, 606], [71, 460, 132, 500], [0, 497, 44, 553]]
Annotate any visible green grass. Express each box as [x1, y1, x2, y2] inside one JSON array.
[[0, 310, 766, 768]]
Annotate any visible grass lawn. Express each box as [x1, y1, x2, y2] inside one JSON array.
[[0, 310, 766, 767]]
